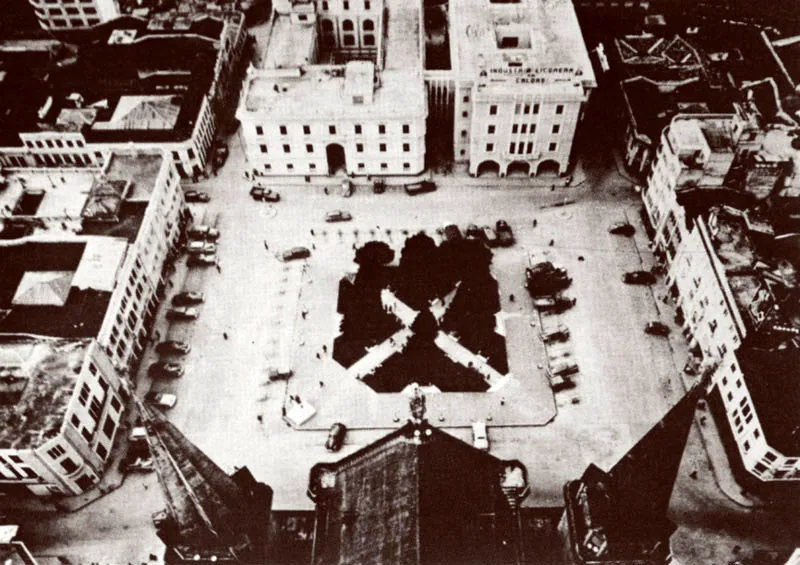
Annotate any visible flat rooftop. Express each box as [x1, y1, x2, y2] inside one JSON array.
[[261, 16, 316, 69], [0, 338, 90, 450], [244, 66, 426, 119], [384, 0, 422, 71], [0, 239, 124, 338], [449, 0, 594, 82]]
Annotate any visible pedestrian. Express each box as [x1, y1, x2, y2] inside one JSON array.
[[223, 332, 229, 340], [257, 414, 263, 423], [315, 352, 320, 359], [312, 243, 316, 250], [310, 229, 315, 236], [319, 380, 324, 388], [281, 406, 286, 417], [533, 219, 538, 227], [264, 241, 269, 251], [500, 398, 505, 406], [216, 263, 222, 273], [322, 344, 327, 353], [551, 184, 555, 191], [301, 310, 308, 319], [509, 294, 515, 302], [296, 395, 302, 404], [324, 186, 329, 195], [549, 239, 554, 246]]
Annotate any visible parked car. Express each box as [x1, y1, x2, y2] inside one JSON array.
[[645, 321, 671, 336], [214, 145, 229, 169], [548, 373, 576, 392], [250, 186, 265, 200], [145, 392, 178, 409], [547, 360, 579, 378], [262, 189, 281, 202], [609, 222, 636, 236], [443, 224, 462, 242], [405, 180, 437, 196], [325, 210, 353, 222], [341, 179, 354, 197], [172, 291, 205, 306], [128, 426, 148, 443], [325, 423, 347, 451], [120, 456, 154, 473], [541, 324, 570, 344], [548, 345, 572, 360], [267, 367, 293, 381], [166, 306, 199, 320], [481, 225, 499, 247], [532, 295, 576, 312], [187, 253, 217, 267], [187, 225, 219, 241], [622, 270, 656, 285], [187, 241, 216, 255], [155, 340, 191, 355], [281, 246, 311, 261], [184, 190, 210, 203], [373, 178, 386, 194], [148, 361, 184, 379], [472, 421, 489, 451], [495, 219, 515, 246], [465, 224, 482, 239]]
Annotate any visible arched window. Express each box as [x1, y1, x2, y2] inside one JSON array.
[[363, 34, 375, 46], [343, 34, 356, 46], [342, 19, 354, 31], [321, 19, 334, 32], [363, 19, 374, 31]]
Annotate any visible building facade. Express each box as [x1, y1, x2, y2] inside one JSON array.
[[27, 0, 119, 30]]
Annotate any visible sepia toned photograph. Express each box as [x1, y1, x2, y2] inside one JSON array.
[[0, 0, 799, 563]]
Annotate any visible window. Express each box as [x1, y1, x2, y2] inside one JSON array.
[[75, 474, 94, 491], [548, 142, 557, 151], [96, 444, 108, 460], [79, 384, 90, 406], [358, 163, 365, 169], [526, 142, 533, 154], [514, 103, 522, 114], [71, 414, 80, 428], [489, 105, 498, 115], [379, 124, 386, 134], [379, 143, 387, 152], [356, 143, 364, 153], [556, 104, 564, 115], [533, 104, 540, 114], [343, 19, 354, 31], [461, 130, 467, 137], [329, 125, 336, 135], [9, 455, 22, 464], [303, 125, 311, 135], [279, 125, 287, 135], [403, 143, 410, 152], [403, 163, 410, 169], [743, 440, 750, 452], [298, 14, 308, 20], [260, 144, 267, 153], [61, 458, 78, 474], [403, 124, 410, 134], [462, 111, 468, 118], [344, 35, 355, 46], [322, 1, 328, 8], [66, 140, 74, 147], [524, 104, 531, 114], [256, 126, 264, 135], [365, 0, 371, 8], [48, 445, 66, 459], [488, 125, 496, 134], [89, 397, 102, 421], [380, 163, 388, 170], [552, 125, 560, 134], [171, 151, 179, 160], [46, 140, 54, 148], [364, 19, 374, 30], [511, 124, 518, 134], [306, 144, 314, 153], [343, 0, 349, 8], [103, 416, 115, 438], [355, 124, 362, 134], [486, 143, 494, 152], [309, 163, 317, 170], [287, 163, 294, 170], [509, 142, 516, 154], [111, 396, 121, 412], [283, 144, 291, 154], [463, 96, 470, 103], [55, 139, 63, 147]]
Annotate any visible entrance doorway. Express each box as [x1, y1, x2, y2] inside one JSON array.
[[326, 144, 346, 175]]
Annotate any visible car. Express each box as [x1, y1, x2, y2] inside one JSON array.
[[325, 423, 347, 451], [645, 321, 671, 336], [127, 439, 150, 458], [250, 186, 266, 200], [622, 270, 657, 285], [547, 360, 579, 378], [495, 219, 515, 246], [548, 373, 576, 392], [187, 225, 219, 241], [172, 291, 205, 306], [548, 345, 572, 360], [281, 246, 311, 261], [481, 225, 499, 247], [472, 421, 489, 451], [532, 295, 576, 312], [609, 222, 636, 236], [465, 224, 482, 239], [187, 253, 217, 267], [186, 241, 217, 255], [443, 224, 462, 242], [166, 306, 199, 320], [267, 367, 293, 381], [405, 180, 437, 195], [262, 189, 281, 202], [325, 210, 353, 222], [120, 456, 154, 473], [155, 340, 191, 355], [145, 392, 178, 409], [341, 179, 354, 197], [184, 190, 210, 203], [214, 145, 229, 169], [541, 324, 570, 344], [128, 426, 148, 443], [373, 179, 386, 194], [148, 361, 184, 379]]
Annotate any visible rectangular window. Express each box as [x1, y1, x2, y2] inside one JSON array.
[[512, 124, 518, 134], [309, 163, 317, 170], [71, 414, 80, 428], [96, 444, 108, 460], [343, 0, 349, 8], [287, 163, 294, 170], [488, 125, 495, 134], [486, 143, 494, 152], [356, 143, 364, 153], [256, 126, 264, 135], [523, 104, 531, 114], [556, 104, 564, 115], [79, 384, 90, 406], [260, 144, 267, 153], [322, 0, 328, 8], [380, 163, 388, 170], [111, 396, 121, 412], [530, 124, 536, 133], [509, 142, 515, 154], [548, 142, 557, 152], [365, 0, 371, 7], [463, 96, 470, 103], [521, 124, 527, 134], [526, 142, 533, 154], [462, 111, 468, 118], [403, 143, 410, 152], [379, 143, 387, 152], [489, 105, 497, 115], [103, 416, 115, 438], [358, 163, 365, 170], [355, 124, 362, 134], [279, 125, 287, 135], [89, 397, 102, 422], [283, 144, 291, 154], [329, 125, 336, 135], [403, 124, 410, 134], [306, 144, 314, 153], [533, 104, 540, 114], [48, 445, 66, 459], [379, 124, 386, 135], [61, 458, 77, 474], [403, 162, 410, 169], [552, 124, 560, 134], [514, 103, 522, 114], [303, 125, 311, 135]]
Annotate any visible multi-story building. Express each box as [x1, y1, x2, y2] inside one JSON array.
[[642, 111, 800, 488], [237, 0, 427, 177], [449, 0, 596, 177], [0, 150, 185, 496], [27, 0, 119, 30], [0, 14, 247, 179]]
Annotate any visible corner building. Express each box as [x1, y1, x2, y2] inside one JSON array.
[[238, 0, 427, 177]]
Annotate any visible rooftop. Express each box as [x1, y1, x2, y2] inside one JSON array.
[[384, 0, 422, 71], [0, 239, 123, 338], [261, 16, 316, 69], [615, 34, 706, 83], [449, 0, 594, 86], [736, 346, 800, 455], [0, 338, 90, 450]]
